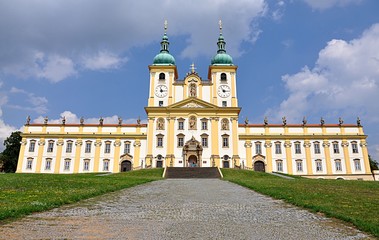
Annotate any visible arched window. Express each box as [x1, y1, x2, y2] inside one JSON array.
[[29, 140, 36, 152], [335, 159, 342, 171], [156, 118, 165, 130], [26, 158, 33, 169], [64, 158, 71, 171], [315, 159, 323, 172], [220, 73, 227, 81], [45, 158, 52, 170], [221, 118, 229, 130], [354, 159, 361, 171], [296, 159, 303, 172], [47, 140, 54, 152], [159, 73, 165, 80], [83, 159, 90, 171], [351, 141, 359, 153], [103, 159, 110, 171]]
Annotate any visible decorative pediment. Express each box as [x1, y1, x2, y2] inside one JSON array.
[[252, 154, 265, 161], [120, 153, 133, 161], [168, 98, 218, 109]]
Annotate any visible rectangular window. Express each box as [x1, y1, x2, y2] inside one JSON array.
[[202, 137, 208, 147], [157, 137, 163, 147], [26, 159, 33, 169], [335, 161, 342, 171], [47, 142, 54, 152], [352, 143, 359, 153], [103, 161, 109, 171], [178, 121, 184, 130], [316, 161, 323, 172], [295, 143, 301, 154], [201, 121, 207, 130], [178, 137, 184, 147], [222, 101, 227, 107], [105, 143, 111, 153], [314, 143, 320, 154], [277, 161, 283, 172], [222, 137, 229, 148], [159, 101, 163, 107], [275, 143, 282, 154], [45, 159, 51, 170], [66, 142, 73, 153], [85, 142, 91, 153], [29, 141, 35, 152], [83, 161, 90, 171], [333, 142, 340, 154], [64, 160, 70, 171], [296, 161, 303, 172], [354, 159, 361, 171], [124, 143, 130, 154], [255, 143, 262, 155]]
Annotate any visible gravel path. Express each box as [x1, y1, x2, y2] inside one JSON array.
[[0, 179, 372, 239]]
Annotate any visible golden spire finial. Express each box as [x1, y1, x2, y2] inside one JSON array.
[[164, 20, 168, 33], [190, 63, 196, 73], [219, 19, 222, 33]]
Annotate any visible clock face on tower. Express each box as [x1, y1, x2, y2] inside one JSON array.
[[217, 85, 231, 98], [155, 85, 168, 98]]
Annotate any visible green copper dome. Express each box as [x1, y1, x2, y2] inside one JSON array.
[[211, 33, 233, 65], [153, 33, 176, 65]]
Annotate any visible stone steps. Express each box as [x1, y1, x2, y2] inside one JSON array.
[[165, 167, 221, 179]]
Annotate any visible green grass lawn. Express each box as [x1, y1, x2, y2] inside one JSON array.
[[0, 169, 163, 223], [222, 169, 379, 238]]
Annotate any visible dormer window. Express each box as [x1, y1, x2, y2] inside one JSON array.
[[220, 73, 227, 82], [159, 73, 165, 80]]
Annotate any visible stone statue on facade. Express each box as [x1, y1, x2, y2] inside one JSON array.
[[338, 117, 344, 126], [99, 117, 104, 126], [80, 117, 84, 125], [282, 116, 286, 126], [26, 115, 31, 125], [357, 117, 361, 126], [221, 118, 229, 130], [189, 116, 196, 129], [244, 117, 249, 125], [62, 116, 66, 125], [137, 116, 141, 125], [320, 117, 325, 126], [44, 116, 48, 124], [118, 117, 122, 125], [264, 116, 268, 126], [302, 116, 307, 126]]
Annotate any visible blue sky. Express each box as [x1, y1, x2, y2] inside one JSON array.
[[1, 0, 379, 161]]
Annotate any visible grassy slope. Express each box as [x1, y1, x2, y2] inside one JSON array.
[[0, 169, 163, 223], [222, 169, 379, 238]]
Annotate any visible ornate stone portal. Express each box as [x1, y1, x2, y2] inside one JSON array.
[[183, 137, 203, 167]]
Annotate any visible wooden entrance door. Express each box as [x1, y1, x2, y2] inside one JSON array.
[[223, 161, 230, 168], [121, 160, 132, 172], [156, 160, 163, 168], [254, 161, 265, 172]]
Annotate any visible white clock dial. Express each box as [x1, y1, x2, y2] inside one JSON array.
[[155, 85, 168, 98], [217, 85, 231, 98]]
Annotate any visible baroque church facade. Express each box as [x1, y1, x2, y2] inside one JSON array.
[[16, 24, 373, 180]]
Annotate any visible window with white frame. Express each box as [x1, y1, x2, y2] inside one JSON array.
[[275, 142, 282, 154], [157, 135, 163, 147], [333, 142, 340, 154], [201, 120, 208, 130], [124, 141, 131, 154], [177, 135, 184, 147], [45, 158, 52, 170], [314, 142, 321, 154], [66, 141, 73, 153], [222, 101, 227, 107], [178, 120, 184, 130], [201, 136, 208, 147], [29, 140, 36, 152], [354, 159, 361, 171], [26, 158, 33, 169], [222, 135, 229, 148], [315, 160, 323, 172], [104, 142, 111, 154], [47, 140, 54, 152], [255, 142, 262, 155], [85, 141, 92, 153], [64, 159, 71, 171], [351, 142, 359, 153], [335, 159, 342, 171], [276, 160, 283, 172], [103, 159, 109, 171], [294, 142, 301, 154], [296, 160, 303, 172], [83, 159, 90, 171]]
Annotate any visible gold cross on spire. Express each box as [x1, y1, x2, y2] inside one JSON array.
[[190, 63, 196, 73], [219, 19, 222, 33], [164, 20, 168, 33]]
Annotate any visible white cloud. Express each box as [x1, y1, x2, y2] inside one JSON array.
[[303, 0, 362, 10], [266, 23, 379, 123], [82, 51, 127, 70], [9, 87, 48, 114], [0, 0, 267, 82], [0, 84, 17, 150]]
